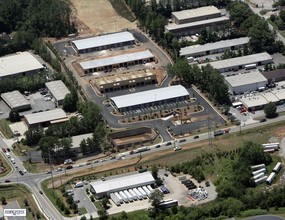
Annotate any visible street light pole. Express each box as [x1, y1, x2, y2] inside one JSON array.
[[48, 149, 55, 189]]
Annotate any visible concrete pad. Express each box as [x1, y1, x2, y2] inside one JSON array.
[[9, 122, 28, 136]]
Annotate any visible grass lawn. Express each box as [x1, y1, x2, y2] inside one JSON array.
[[0, 119, 13, 138], [12, 142, 38, 157], [109, 0, 136, 22], [0, 184, 44, 219], [22, 161, 50, 173], [0, 152, 12, 178], [78, 207, 87, 215]]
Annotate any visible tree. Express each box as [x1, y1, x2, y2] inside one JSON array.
[[151, 165, 158, 179], [63, 89, 78, 112], [264, 102, 277, 118], [25, 127, 44, 146], [9, 109, 20, 122], [1, 196, 7, 205], [149, 189, 164, 215], [98, 208, 108, 220], [101, 198, 110, 210]]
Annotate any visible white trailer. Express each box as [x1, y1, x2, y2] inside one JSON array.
[[253, 172, 265, 180], [254, 176, 268, 185], [138, 187, 147, 199], [123, 190, 134, 202], [128, 189, 138, 200], [266, 172, 276, 184], [262, 143, 280, 148], [119, 191, 129, 203], [251, 164, 265, 171], [263, 145, 279, 151], [142, 186, 151, 197], [273, 162, 282, 173], [114, 192, 124, 204], [252, 168, 266, 176], [264, 149, 275, 153], [110, 193, 121, 206], [133, 188, 143, 200], [147, 185, 154, 193]]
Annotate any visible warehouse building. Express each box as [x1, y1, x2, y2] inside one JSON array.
[[89, 171, 155, 198], [165, 17, 229, 37], [180, 37, 249, 58], [172, 6, 221, 24], [262, 69, 285, 83], [24, 108, 68, 127], [111, 85, 189, 112], [79, 50, 155, 74], [0, 52, 44, 80], [45, 80, 70, 107], [92, 69, 157, 93], [72, 31, 135, 54], [199, 52, 273, 73], [225, 70, 268, 94], [1, 90, 31, 112]]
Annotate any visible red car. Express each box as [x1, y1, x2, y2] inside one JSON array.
[[2, 148, 6, 153]]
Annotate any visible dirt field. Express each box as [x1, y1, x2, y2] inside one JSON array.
[[71, 0, 136, 35]]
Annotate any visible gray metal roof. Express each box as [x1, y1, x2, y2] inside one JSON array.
[[225, 70, 267, 88], [89, 171, 155, 195], [72, 32, 135, 51], [199, 52, 272, 70], [0, 52, 44, 78], [45, 80, 70, 102], [180, 37, 249, 57], [172, 6, 221, 21], [79, 50, 154, 70], [71, 133, 93, 149], [111, 85, 189, 109], [165, 17, 229, 31], [24, 108, 67, 125], [1, 90, 30, 109]]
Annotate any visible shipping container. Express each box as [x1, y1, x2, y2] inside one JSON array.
[[119, 191, 129, 203], [254, 176, 268, 185], [159, 199, 178, 208], [128, 189, 138, 200], [114, 192, 124, 204], [273, 162, 282, 173], [133, 188, 143, 200], [110, 193, 121, 206], [251, 164, 265, 171], [253, 172, 265, 180], [142, 186, 151, 197], [123, 190, 134, 202], [252, 168, 266, 176], [137, 187, 147, 199], [147, 185, 154, 193], [266, 172, 276, 184]]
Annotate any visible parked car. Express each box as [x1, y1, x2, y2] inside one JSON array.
[[6, 148, 10, 152], [165, 142, 172, 146], [193, 135, 199, 139], [65, 165, 73, 170], [155, 145, 161, 148], [260, 118, 267, 123], [5, 180, 11, 183], [179, 139, 186, 143], [2, 148, 6, 153]]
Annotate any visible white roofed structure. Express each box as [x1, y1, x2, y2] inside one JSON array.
[[180, 37, 249, 58], [72, 32, 135, 53], [89, 171, 155, 198], [45, 80, 70, 107], [24, 108, 68, 127], [1, 90, 31, 112], [79, 50, 155, 73], [199, 52, 272, 73], [0, 52, 44, 79], [111, 85, 189, 112]]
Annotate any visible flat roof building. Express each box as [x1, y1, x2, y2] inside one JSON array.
[[172, 6, 221, 24], [71, 133, 93, 152], [79, 50, 155, 74], [91, 69, 157, 93], [199, 52, 273, 73], [24, 108, 68, 127], [224, 70, 268, 94], [262, 69, 285, 83], [180, 37, 249, 58], [72, 31, 135, 54], [111, 85, 189, 112], [165, 17, 229, 37], [1, 90, 31, 112], [0, 52, 44, 79], [89, 171, 155, 198], [45, 80, 70, 107]]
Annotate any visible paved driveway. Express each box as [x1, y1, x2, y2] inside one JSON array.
[[73, 185, 97, 214]]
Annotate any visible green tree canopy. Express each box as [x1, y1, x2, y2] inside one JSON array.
[[264, 102, 277, 118]]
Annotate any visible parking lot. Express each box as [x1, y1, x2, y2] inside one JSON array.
[[3, 200, 26, 220]]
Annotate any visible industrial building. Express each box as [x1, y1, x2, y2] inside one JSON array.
[[199, 52, 273, 73], [89, 171, 155, 199], [165, 17, 229, 37], [45, 80, 70, 107], [72, 31, 135, 54], [24, 108, 68, 127], [180, 37, 249, 58], [79, 50, 155, 74], [172, 6, 221, 24], [262, 69, 285, 83], [91, 69, 157, 93], [224, 70, 268, 94], [0, 52, 44, 80], [1, 90, 31, 112], [111, 85, 189, 112]]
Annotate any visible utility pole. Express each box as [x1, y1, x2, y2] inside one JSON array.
[[48, 149, 55, 189], [207, 111, 212, 147]]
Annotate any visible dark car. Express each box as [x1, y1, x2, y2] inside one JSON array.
[[179, 139, 186, 143], [2, 148, 6, 153], [155, 145, 161, 148], [165, 142, 172, 146], [260, 118, 267, 123], [6, 148, 10, 152], [19, 170, 24, 175], [66, 165, 73, 170], [5, 180, 11, 183], [39, 190, 43, 195], [193, 135, 199, 139]]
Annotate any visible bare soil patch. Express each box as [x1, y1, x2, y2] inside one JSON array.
[[71, 0, 136, 35]]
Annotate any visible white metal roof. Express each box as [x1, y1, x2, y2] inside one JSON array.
[[0, 52, 44, 78], [180, 37, 249, 57], [89, 171, 155, 194], [199, 52, 272, 70], [79, 50, 154, 70], [1, 90, 30, 109], [240, 94, 268, 109], [71, 133, 93, 149], [172, 6, 220, 21], [24, 108, 67, 125], [72, 32, 135, 51], [271, 89, 285, 101], [45, 80, 70, 102], [165, 17, 229, 31], [111, 85, 189, 109], [261, 92, 279, 103], [225, 70, 267, 88]]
